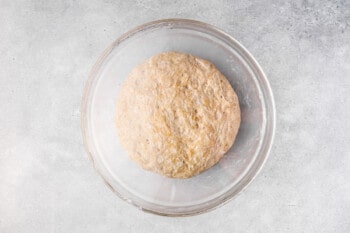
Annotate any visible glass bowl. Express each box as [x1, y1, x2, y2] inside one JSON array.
[[81, 19, 275, 216]]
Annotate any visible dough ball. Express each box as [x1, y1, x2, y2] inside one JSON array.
[[115, 52, 240, 178]]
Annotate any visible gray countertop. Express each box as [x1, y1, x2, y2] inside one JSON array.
[[1, 0, 350, 232]]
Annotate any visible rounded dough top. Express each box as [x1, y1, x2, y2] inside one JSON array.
[[115, 52, 240, 178]]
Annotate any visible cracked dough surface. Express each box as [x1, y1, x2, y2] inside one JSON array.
[[115, 52, 240, 178]]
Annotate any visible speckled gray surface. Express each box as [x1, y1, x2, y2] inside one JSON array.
[[1, 0, 350, 232]]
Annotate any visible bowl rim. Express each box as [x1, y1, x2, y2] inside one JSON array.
[[81, 18, 276, 217]]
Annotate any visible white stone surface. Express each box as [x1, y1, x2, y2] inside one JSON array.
[[1, 0, 350, 232]]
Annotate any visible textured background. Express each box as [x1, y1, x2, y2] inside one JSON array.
[[1, 0, 350, 232]]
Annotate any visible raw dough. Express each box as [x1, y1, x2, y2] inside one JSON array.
[[115, 52, 240, 178]]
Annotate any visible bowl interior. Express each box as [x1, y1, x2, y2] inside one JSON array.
[[82, 20, 274, 216]]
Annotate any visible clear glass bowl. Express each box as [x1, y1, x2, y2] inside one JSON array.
[[81, 19, 275, 216]]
